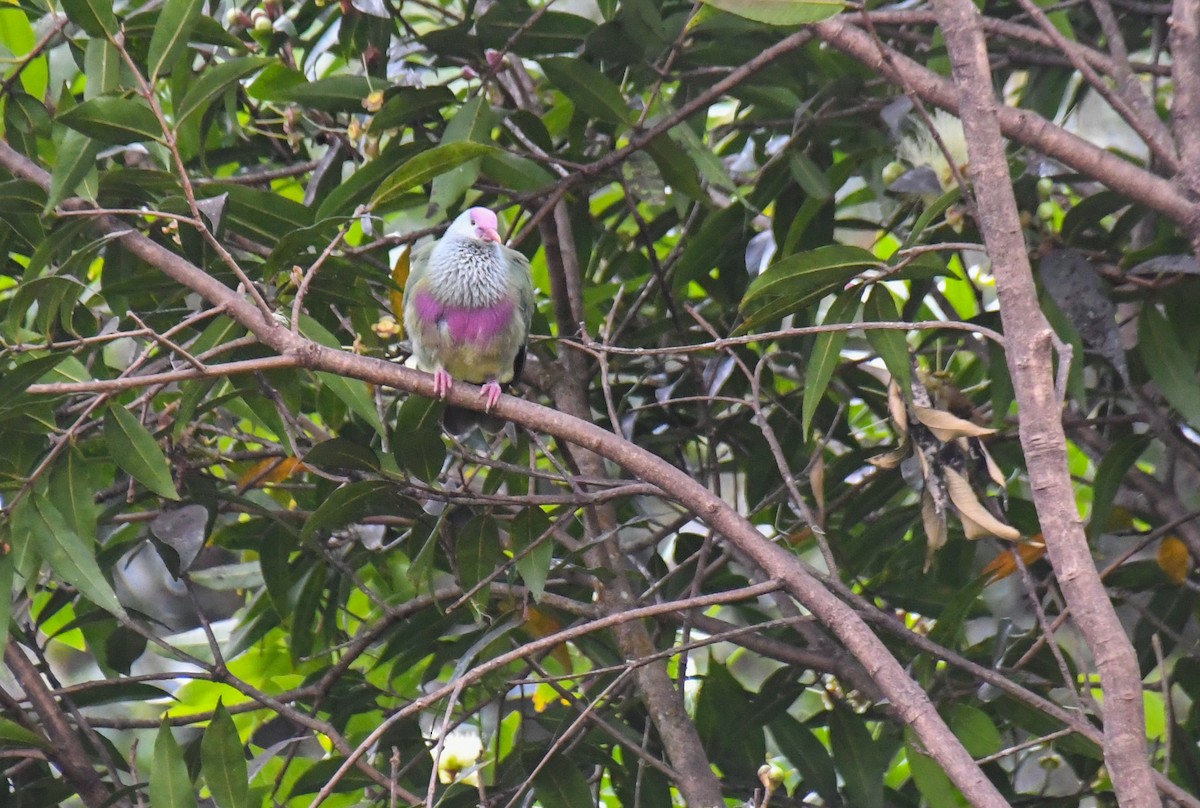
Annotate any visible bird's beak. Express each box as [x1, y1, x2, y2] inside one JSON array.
[[477, 226, 501, 242]]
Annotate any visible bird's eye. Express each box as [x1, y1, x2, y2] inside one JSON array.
[[470, 217, 476, 225]]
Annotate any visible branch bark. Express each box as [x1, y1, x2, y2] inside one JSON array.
[[928, 2, 1162, 805], [539, 201, 726, 806], [4, 641, 119, 808]]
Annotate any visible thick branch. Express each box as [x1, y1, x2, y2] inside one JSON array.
[[929, 1, 1162, 805], [4, 641, 117, 808], [1170, 0, 1200, 204], [540, 204, 726, 806]]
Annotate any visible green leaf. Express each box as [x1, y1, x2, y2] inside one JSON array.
[[644, 132, 704, 200], [864, 285, 912, 394], [454, 516, 503, 615], [299, 481, 395, 543], [176, 57, 272, 126], [907, 735, 967, 808], [532, 759, 594, 808], [0, 552, 12, 653], [803, 292, 859, 438], [276, 75, 385, 113], [60, 0, 118, 38], [0, 716, 47, 749], [31, 495, 126, 618], [302, 438, 381, 473], [150, 718, 197, 808], [830, 706, 886, 808], [58, 96, 161, 145], [1088, 434, 1148, 539], [510, 507, 553, 601], [0, 354, 68, 409], [949, 704, 1002, 758], [0, 179, 49, 215], [202, 700, 249, 808], [541, 57, 632, 126], [370, 142, 494, 207], [46, 128, 101, 212], [477, 4, 594, 55], [738, 245, 878, 333], [314, 371, 385, 436], [392, 395, 447, 481], [1138, 304, 1200, 427], [83, 39, 123, 98], [769, 716, 838, 804], [699, 0, 844, 25], [49, 447, 98, 545], [104, 405, 180, 500], [430, 95, 494, 212], [147, 0, 203, 79]]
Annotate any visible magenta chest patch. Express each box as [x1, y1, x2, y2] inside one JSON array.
[[413, 291, 514, 346]]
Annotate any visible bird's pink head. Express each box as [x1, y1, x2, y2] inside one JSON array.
[[459, 206, 500, 243]]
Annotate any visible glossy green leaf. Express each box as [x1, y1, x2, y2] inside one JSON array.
[[1088, 435, 1149, 538], [0, 552, 12, 652], [303, 438, 381, 473], [202, 700, 249, 808], [60, 0, 117, 37], [907, 736, 967, 808], [430, 95, 494, 213], [276, 75, 385, 112], [299, 481, 395, 543], [510, 507, 553, 601], [864, 285, 912, 394], [477, 4, 594, 55], [46, 128, 100, 212], [370, 142, 494, 207], [58, 96, 161, 145], [176, 57, 272, 125], [699, 0, 844, 25], [830, 706, 886, 808], [738, 245, 878, 333], [803, 292, 859, 438], [0, 355, 68, 409], [1138, 304, 1200, 427], [147, 0, 204, 79], [0, 716, 46, 749], [769, 716, 839, 803], [104, 405, 180, 500], [83, 39, 123, 98], [49, 447, 98, 545], [454, 515, 503, 614], [150, 719, 197, 808], [949, 704, 1002, 757], [532, 759, 594, 808], [314, 371, 385, 436], [31, 495, 126, 618], [541, 57, 632, 126], [0, 179, 48, 214]]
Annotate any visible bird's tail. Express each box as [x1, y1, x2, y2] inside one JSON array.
[[441, 405, 506, 435]]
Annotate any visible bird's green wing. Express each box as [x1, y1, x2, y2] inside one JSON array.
[[503, 246, 534, 332], [404, 241, 434, 297]]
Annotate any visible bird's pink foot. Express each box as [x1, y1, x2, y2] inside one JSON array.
[[433, 368, 453, 399], [481, 381, 503, 411]]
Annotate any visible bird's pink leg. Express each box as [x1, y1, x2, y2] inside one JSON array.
[[433, 367, 453, 399], [481, 380, 503, 411]]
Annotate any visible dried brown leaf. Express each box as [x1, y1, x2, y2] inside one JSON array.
[[944, 467, 1021, 541], [913, 405, 997, 441]]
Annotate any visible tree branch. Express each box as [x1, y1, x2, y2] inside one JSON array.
[[929, 1, 1162, 804], [4, 641, 119, 808]]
